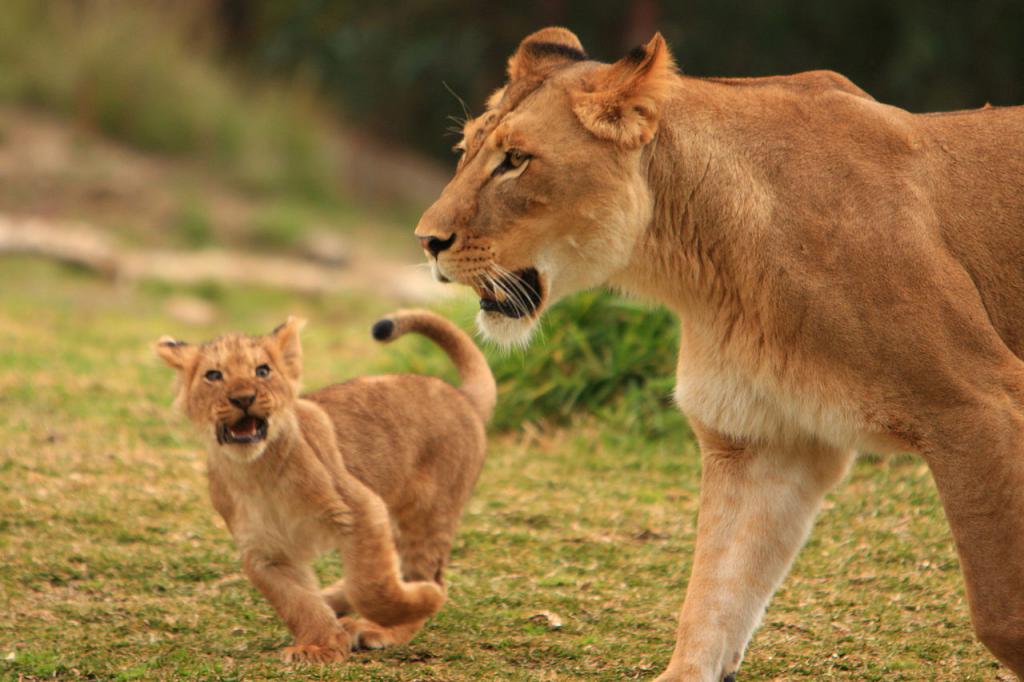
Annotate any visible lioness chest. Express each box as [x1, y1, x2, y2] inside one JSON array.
[[673, 318, 887, 451]]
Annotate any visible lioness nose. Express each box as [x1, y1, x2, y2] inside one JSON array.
[[229, 393, 256, 410], [418, 233, 456, 256]]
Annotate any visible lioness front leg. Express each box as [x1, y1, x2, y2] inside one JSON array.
[[924, 398, 1024, 675], [656, 424, 854, 681], [241, 552, 351, 663]]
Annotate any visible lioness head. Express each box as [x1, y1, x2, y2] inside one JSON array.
[[155, 317, 306, 462], [415, 27, 676, 346]]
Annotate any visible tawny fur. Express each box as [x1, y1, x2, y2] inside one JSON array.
[[415, 26, 1024, 681], [155, 310, 492, 663]]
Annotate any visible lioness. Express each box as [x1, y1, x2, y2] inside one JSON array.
[[414, 26, 1024, 681], [155, 310, 494, 662]]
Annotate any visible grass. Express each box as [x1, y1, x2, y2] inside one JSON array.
[[0, 258, 1010, 681], [383, 292, 686, 435]]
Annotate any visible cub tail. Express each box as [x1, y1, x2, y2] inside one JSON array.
[[372, 309, 496, 422]]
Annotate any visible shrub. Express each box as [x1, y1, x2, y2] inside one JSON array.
[[380, 291, 689, 436], [0, 0, 337, 200]]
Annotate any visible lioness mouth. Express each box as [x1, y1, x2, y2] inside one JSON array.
[[218, 416, 268, 445], [476, 267, 543, 319]]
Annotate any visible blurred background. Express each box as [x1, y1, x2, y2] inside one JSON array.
[[3, 0, 1022, 430], [3, 3, 1021, 680]]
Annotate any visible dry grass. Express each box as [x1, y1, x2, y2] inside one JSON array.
[[0, 258, 1011, 681]]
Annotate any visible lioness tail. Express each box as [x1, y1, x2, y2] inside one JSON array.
[[371, 309, 496, 422]]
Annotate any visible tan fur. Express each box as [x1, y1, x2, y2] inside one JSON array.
[[415, 27, 1024, 681], [156, 310, 492, 663]]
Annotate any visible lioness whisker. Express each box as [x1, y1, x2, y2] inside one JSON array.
[[486, 269, 530, 317], [490, 264, 540, 310], [488, 272, 530, 317], [491, 263, 541, 300], [442, 80, 472, 122]]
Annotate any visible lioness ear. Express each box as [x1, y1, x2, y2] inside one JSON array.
[[270, 316, 306, 380], [572, 33, 676, 148], [155, 336, 197, 371], [507, 26, 587, 82]]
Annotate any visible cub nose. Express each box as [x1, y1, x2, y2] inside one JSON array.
[[418, 233, 456, 256], [228, 393, 256, 410]]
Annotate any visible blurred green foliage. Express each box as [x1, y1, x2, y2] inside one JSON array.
[[0, 0, 339, 200], [222, 0, 1024, 159], [379, 292, 689, 435], [486, 292, 684, 436]]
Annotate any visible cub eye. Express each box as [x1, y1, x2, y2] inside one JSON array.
[[255, 364, 271, 378], [491, 148, 530, 177], [204, 369, 222, 382]]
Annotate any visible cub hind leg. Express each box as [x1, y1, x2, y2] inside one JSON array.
[[331, 473, 445, 627], [320, 506, 455, 616], [321, 578, 353, 616], [339, 616, 429, 650], [341, 503, 463, 649]]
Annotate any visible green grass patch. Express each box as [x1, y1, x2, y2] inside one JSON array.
[[0, 259, 1003, 680], [380, 291, 687, 435]]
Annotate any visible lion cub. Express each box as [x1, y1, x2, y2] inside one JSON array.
[[155, 309, 494, 663]]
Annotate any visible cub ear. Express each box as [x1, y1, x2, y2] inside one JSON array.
[[571, 33, 677, 148], [507, 26, 587, 82], [270, 316, 306, 380], [155, 336, 197, 371]]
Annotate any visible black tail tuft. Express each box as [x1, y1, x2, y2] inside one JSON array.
[[371, 318, 395, 342]]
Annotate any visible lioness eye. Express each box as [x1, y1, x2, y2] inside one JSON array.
[[492, 148, 530, 177], [204, 369, 222, 382], [255, 364, 271, 378]]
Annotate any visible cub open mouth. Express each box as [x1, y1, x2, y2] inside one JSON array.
[[217, 416, 268, 445], [476, 267, 543, 319]]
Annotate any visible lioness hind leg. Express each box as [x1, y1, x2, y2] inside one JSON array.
[[924, 400, 1024, 675]]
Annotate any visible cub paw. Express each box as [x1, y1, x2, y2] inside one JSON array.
[[280, 631, 352, 663], [338, 615, 424, 650], [338, 616, 389, 650], [404, 579, 445, 613], [348, 578, 445, 626]]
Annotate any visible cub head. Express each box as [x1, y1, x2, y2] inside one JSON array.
[[155, 316, 306, 462], [415, 27, 677, 346]]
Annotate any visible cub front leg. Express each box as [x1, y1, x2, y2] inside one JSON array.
[[656, 425, 854, 681], [241, 551, 352, 663]]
